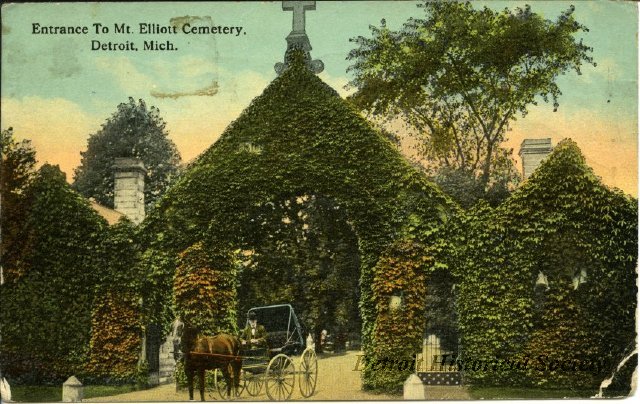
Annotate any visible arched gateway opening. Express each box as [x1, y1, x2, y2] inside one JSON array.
[[143, 50, 455, 390], [235, 193, 361, 352]]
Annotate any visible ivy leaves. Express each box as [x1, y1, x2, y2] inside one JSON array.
[[0, 164, 107, 382], [454, 140, 637, 387], [174, 242, 238, 335]]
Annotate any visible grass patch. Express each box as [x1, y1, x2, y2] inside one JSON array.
[[468, 386, 597, 399], [85, 384, 138, 399], [10, 384, 138, 402], [10, 386, 61, 402]]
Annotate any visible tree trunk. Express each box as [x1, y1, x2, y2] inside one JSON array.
[[479, 140, 494, 191]]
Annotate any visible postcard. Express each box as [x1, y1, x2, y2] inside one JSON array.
[[0, 1, 637, 401]]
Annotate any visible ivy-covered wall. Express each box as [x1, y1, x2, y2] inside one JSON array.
[[368, 240, 427, 392], [138, 52, 635, 394], [454, 140, 637, 388], [0, 165, 107, 383], [173, 241, 238, 335], [86, 290, 143, 382], [86, 220, 143, 383]]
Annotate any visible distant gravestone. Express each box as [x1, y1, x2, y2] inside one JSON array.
[[62, 376, 83, 402]]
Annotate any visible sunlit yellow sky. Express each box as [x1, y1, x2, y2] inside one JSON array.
[[1, 1, 637, 196]]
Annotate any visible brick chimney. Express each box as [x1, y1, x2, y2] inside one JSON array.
[[519, 138, 553, 180], [113, 158, 146, 225]]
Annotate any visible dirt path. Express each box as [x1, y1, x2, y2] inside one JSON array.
[[86, 351, 399, 401]]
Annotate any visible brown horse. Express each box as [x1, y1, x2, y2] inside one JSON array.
[[183, 328, 242, 401]]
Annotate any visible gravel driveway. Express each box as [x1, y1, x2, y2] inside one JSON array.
[[86, 351, 399, 401]]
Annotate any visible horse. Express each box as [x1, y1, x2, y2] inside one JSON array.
[[182, 327, 242, 401]]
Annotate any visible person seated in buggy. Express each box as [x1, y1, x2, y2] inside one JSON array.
[[240, 311, 267, 349]]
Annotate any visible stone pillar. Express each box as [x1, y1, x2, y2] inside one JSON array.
[[62, 376, 83, 402], [113, 158, 146, 225], [519, 138, 553, 180]]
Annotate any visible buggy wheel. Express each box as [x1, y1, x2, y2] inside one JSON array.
[[298, 348, 318, 397], [266, 354, 295, 400], [243, 369, 263, 396], [235, 366, 247, 397]]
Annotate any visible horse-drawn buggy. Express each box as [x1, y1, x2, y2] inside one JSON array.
[[185, 304, 318, 401]]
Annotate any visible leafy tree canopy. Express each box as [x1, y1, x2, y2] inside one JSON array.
[[73, 97, 181, 208], [347, 1, 595, 190], [0, 127, 37, 278], [433, 147, 520, 208]]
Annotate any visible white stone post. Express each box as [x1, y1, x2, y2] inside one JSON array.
[[403, 374, 426, 399], [1, 377, 12, 402], [62, 376, 83, 402]]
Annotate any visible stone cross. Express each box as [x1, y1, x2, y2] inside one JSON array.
[[275, 1, 323, 75], [282, 1, 315, 34]]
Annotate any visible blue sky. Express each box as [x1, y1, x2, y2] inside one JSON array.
[[1, 1, 637, 195]]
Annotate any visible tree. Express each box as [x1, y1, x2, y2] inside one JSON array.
[[433, 147, 520, 208], [347, 1, 595, 190], [0, 128, 37, 282], [73, 98, 181, 208]]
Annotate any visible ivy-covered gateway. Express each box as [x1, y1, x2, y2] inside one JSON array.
[[141, 52, 455, 391], [452, 140, 637, 389]]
